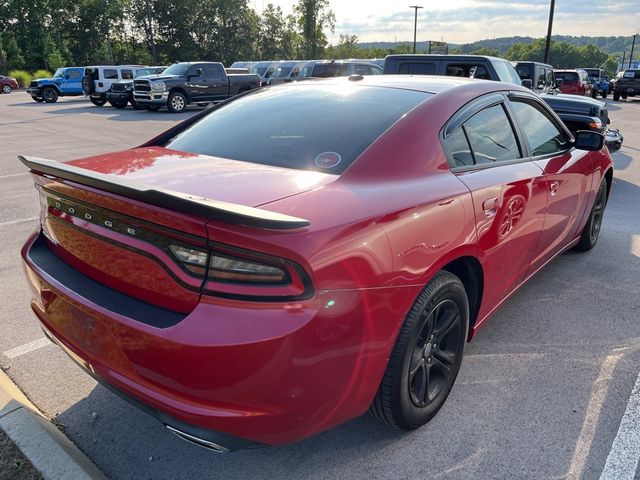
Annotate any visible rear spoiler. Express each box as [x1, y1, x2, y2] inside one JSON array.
[[18, 155, 310, 230]]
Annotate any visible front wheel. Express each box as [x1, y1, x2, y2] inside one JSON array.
[[575, 179, 607, 252], [146, 105, 160, 111], [42, 87, 58, 103], [31, 95, 43, 103], [167, 91, 187, 113], [109, 100, 127, 109], [369, 270, 469, 430], [90, 96, 106, 106], [2, 84, 12, 94]]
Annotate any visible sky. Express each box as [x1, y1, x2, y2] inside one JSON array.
[[249, 0, 640, 45]]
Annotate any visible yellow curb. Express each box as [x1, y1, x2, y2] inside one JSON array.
[[0, 368, 44, 417]]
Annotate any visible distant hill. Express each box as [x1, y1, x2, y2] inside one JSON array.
[[359, 36, 635, 56]]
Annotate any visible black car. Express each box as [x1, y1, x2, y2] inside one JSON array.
[[541, 93, 623, 152]]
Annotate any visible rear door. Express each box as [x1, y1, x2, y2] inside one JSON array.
[[507, 94, 593, 273], [204, 63, 229, 101], [442, 94, 548, 310]]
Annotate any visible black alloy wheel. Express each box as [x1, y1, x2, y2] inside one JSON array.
[[31, 95, 43, 103], [42, 87, 58, 103], [370, 270, 469, 430], [576, 178, 607, 252]]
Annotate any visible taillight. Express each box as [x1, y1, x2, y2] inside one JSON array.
[[209, 253, 288, 284], [169, 242, 311, 299]]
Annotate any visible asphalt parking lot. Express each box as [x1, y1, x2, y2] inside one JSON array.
[[1, 91, 639, 480]]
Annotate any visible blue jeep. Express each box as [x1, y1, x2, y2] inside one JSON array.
[[27, 67, 84, 103]]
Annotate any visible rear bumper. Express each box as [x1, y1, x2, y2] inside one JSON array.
[[21, 231, 410, 446]]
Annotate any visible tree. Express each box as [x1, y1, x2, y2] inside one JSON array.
[[293, 0, 335, 59], [330, 34, 360, 59], [259, 4, 286, 60]]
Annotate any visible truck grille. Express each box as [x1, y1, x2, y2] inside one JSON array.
[[134, 80, 151, 92], [111, 82, 130, 92]]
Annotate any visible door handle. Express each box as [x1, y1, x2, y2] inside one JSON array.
[[482, 197, 498, 218], [549, 181, 560, 196]]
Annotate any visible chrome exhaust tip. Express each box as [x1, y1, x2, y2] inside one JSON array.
[[165, 425, 230, 453]]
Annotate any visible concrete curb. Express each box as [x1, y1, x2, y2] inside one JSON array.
[[0, 369, 107, 480]]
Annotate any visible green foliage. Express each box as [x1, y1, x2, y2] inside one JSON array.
[[8, 70, 32, 87], [32, 69, 52, 79], [294, 0, 335, 59]]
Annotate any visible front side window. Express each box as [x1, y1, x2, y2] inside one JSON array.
[[165, 85, 430, 174], [463, 104, 521, 164], [121, 69, 133, 80], [510, 100, 570, 157], [103, 69, 118, 79]]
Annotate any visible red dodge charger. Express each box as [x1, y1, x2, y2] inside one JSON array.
[[20, 76, 612, 451]]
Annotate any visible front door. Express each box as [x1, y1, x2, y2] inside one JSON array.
[[506, 95, 593, 273]]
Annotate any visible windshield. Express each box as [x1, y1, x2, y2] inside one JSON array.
[[299, 66, 314, 77], [556, 72, 579, 83], [135, 68, 156, 78], [53, 69, 64, 78], [274, 67, 293, 78], [162, 64, 191, 76], [165, 85, 430, 174], [493, 61, 522, 85]]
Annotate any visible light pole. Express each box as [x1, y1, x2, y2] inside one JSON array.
[[543, 0, 555, 64], [630, 34, 638, 69], [409, 5, 423, 54]]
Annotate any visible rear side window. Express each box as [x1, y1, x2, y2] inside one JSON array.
[[462, 104, 521, 164], [509, 100, 570, 156], [165, 85, 430, 174], [397, 62, 436, 75], [67, 70, 81, 79], [445, 128, 474, 167], [103, 69, 118, 80]]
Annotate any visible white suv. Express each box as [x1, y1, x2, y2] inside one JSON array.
[[83, 66, 145, 106]]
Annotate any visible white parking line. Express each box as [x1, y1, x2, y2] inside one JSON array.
[[600, 369, 640, 480], [3, 338, 52, 359], [0, 173, 28, 180], [567, 354, 622, 480], [0, 217, 38, 228]]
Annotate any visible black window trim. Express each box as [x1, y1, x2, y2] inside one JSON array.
[[441, 92, 528, 172]]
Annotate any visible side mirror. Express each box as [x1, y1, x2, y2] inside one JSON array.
[[555, 78, 563, 88], [574, 130, 604, 151], [521, 79, 533, 89]]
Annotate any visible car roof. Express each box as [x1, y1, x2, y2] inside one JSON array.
[[293, 74, 523, 95], [385, 54, 507, 62]]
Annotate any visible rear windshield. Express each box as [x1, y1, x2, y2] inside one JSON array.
[[556, 72, 579, 83], [165, 85, 430, 174]]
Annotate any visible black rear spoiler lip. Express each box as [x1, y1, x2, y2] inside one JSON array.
[[18, 155, 310, 230]]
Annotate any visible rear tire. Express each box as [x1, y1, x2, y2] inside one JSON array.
[[369, 270, 469, 430], [2, 84, 11, 94], [42, 87, 58, 103], [575, 178, 607, 252]]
